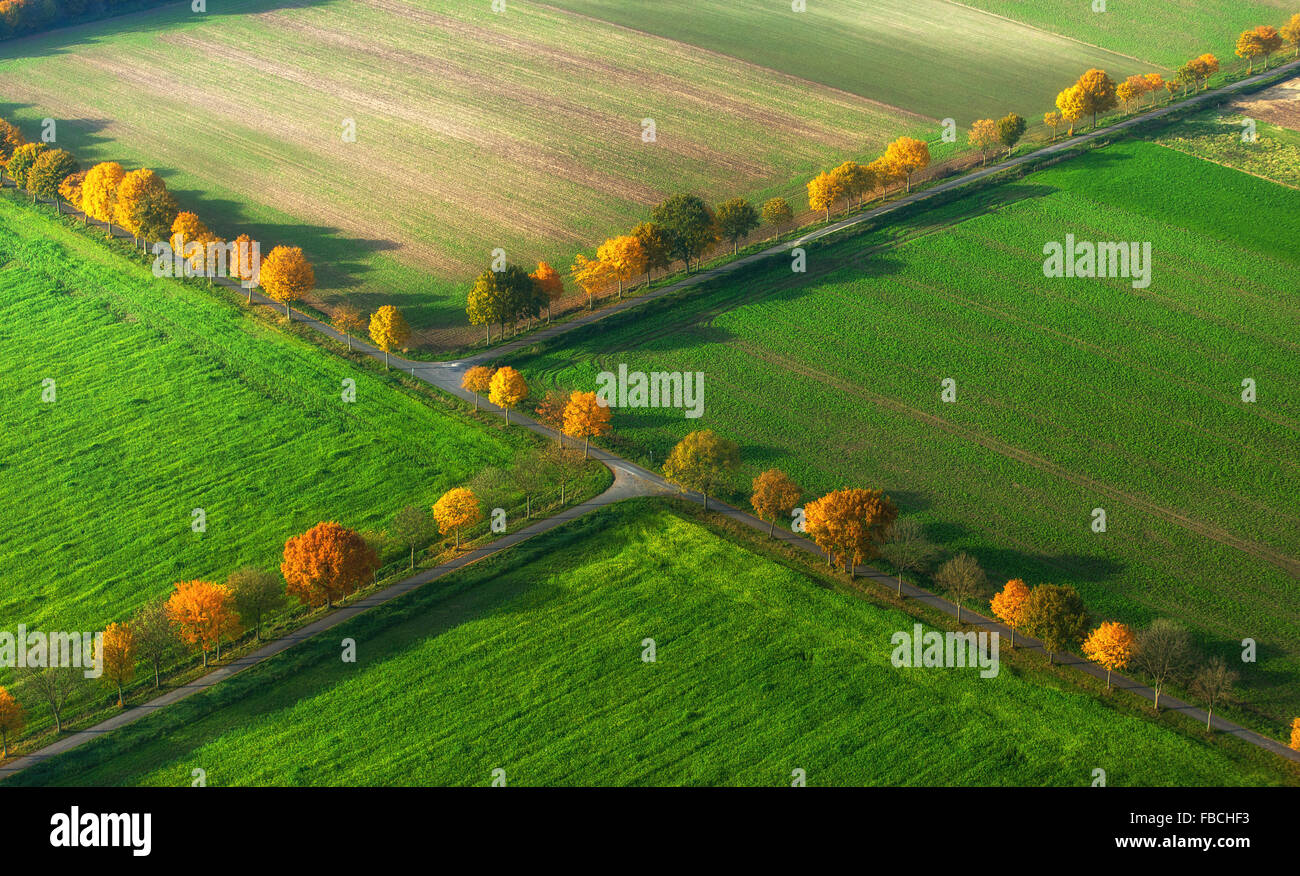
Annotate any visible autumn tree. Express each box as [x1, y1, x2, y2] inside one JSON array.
[[1020, 583, 1088, 664], [882, 136, 930, 193], [131, 596, 176, 688], [169, 211, 210, 259], [461, 365, 495, 410], [19, 665, 80, 734], [995, 113, 1026, 157], [0, 687, 23, 757], [81, 160, 125, 233], [1291, 717, 1300, 752], [484, 365, 526, 424], [570, 253, 612, 309], [597, 234, 646, 298], [750, 468, 800, 537], [1282, 15, 1300, 58], [261, 245, 315, 318], [834, 160, 874, 208], [58, 169, 87, 218], [1055, 85, 1086, 136], [804, 488, 898, 578], [881, 516, 933, 597], [227, 566, 285, 642], [5, 141, 47, 191], [1189, 54, 1218, 91], [1132, 619, 1196, 711], [231, 233, 260, 299], [1043, 111, 1062, 140], [761, 197, 794, 236], [1077, 69, 1118, 128], [166, 579, 239, 667], [1190, 656, 1238, 730], [1236, 28, 1266, 73], [534, 387, 570, 444], [100, 621, 136, 707], [562, 390, 612, 457], [1082, 620, 1136, 689], [989, 578, 1030, 648], [281, 522, 378, 609], [1143, 72, 1165, 103], [661, 429, 740, 510], [715, 197, 760, 253], [1116, 75, 1146, 111], [333, 303, 365, 350], [27, 147, 77, 209], [968, 118, 998, 164], [369, 304, 410, 369], [467, 269, 507, 342], [934, 552, 987, 623], [651, 193, 717, 273], [115, 167, 177, 245], [807, 170, 843, 221], [631, 221, 671, 282], [0, 117, 25, 164], [530, 260, 564, 322], [433, 487, 482, 550]]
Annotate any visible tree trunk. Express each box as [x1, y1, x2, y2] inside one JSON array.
[[153, 660, 160, 688], [1105, 668, 1111, 689], [472, 392, 479, 411], [526, 494, 531, 519], [117, 682, 124, 707], [53, 709, 62, 733], [384, 350, 389, 370], [896, 574, 903, 597], [583, 435, 589, 458], [769, 519, 775, 537], [455, 528, 460, 550], [1153, 687, 1161, 711], [409, 545, 415, 570], [202, 648, 208, 668], [1206, 708, 1212, 730], [956, 603, 962, 623], [703, 492, 709, 511], [503, 407, 509, 424]]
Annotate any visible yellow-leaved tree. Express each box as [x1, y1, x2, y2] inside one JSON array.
[[562, 390, 612, 457], [882, 136, 930, 193], [662, 429, 740, 511], [81, 161, 125, 233], [260, 245, 315, 318], [100, 621, 137, 707], [368, 304, 410, 369], [114, 168, 177, 245], [968, 119, 999, 165], [596, 235, 646, 299], [489, 365, 528, 423], [433, 487, 482, 550], [332, 303, 366, 351], [1081, 620, 1136, 689], [461, 365, 495, 410], [1055, 85, 1086, 136], [806, 170, 843, 221]]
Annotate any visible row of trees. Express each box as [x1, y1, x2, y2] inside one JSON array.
[[806, 134, 933, 222], [638, 431, 1299, 745], [0, 0, 171, 40], [0, 116, 323, 320]]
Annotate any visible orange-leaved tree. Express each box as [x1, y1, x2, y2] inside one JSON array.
[[882, 136, 930, 193], [803, 488, 897, 578], [1283, 15, 1300, 58], [369, 304, 411, 369], [461, 365, 496, 411], [0, 117, 25, 164], [530, 261, 565, 322], [534, 387, 569, 444], [282, 521, 377, 609], [489, 365, 528, 424], [990, 578, 1031, 648], [1074, 69, 1117, 129], [260, 245, 315, 318], [1081, 620, 1136, 689], [751, 468, 800, 537], [165, 580, 238, 668], [231, 233, 260, 299], [562, 390, 612, 457], [1291, 717, 1300, 752], [100, 621, 136, 707], [433, 487, 482, 550], [0, 686, 24, 757], [662, 429, 740, 511]]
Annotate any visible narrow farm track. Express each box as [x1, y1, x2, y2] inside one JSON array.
[[7, 62, 1300, 779]]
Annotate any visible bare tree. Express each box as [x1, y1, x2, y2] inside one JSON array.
[[132, 596, 178, 688], [934, 552, 987, 623], [881, 517, 934, 598], [20, 665, 82, 733], [227, 567, 286, 642], [1133, 619, 1196, 711], [392, 505, 431, 570], [1190, 656, 1238, 730]]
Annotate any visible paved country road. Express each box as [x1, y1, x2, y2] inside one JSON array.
[[5, 62, 1298, 779]]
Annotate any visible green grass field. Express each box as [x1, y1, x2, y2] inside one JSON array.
[[9, 501, 1294, 787], [0, 193, 534, 642], [546, 0, 1146, 122], [1156, 109, 1300, 189], [507, 141, 1300, 724], [960, 0, 1292, 68], [0, 0, 926, 348]]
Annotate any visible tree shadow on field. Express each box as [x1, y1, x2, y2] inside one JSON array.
[[0, 0, 342, 61]]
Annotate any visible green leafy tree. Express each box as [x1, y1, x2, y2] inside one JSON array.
[[715, 197, 760, 254], [650, 193, 716, 273], [1020, 583, 1088, 663], [662, 429, 740, 510], [27, 147, 78, 210]]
